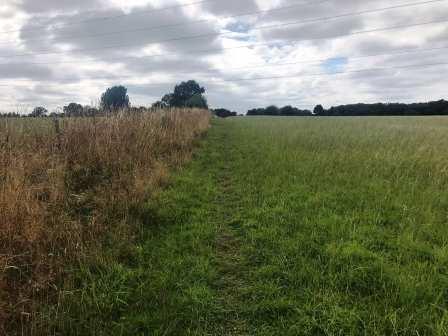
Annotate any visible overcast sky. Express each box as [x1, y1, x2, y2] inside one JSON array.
[[0, 0, 447, 113]]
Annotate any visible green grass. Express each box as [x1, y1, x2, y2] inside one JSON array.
[[52, 117, 448, 335]]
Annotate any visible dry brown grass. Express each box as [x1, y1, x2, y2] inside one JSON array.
[[0, 108, 210, 334]]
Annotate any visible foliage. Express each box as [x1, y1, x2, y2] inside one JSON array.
[[100, 86, 130, 111], [313, 104, 324, 115], [30, 106, 48, 117], [314, 99, 448, 116], [247, 105, 312, 116], [63, 103, 84, 117], [158, 80, 208, 109], [213, 108, 237, 118], [185, 94, 208, 109], [247, 100, 448, 117]]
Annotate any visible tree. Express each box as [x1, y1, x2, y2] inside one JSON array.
[[265, 105, 279, 115], [161, 93, 174, 107], [85, 107, 100, 117], [151, 102, 164, 109], [30, 106, 47, 117], [172, 80, 206, 107], [159, 80, 208, 108], [185, 94, 208, 109], [247, 108, 266, 116], [279, 105, 295, 116], [247, 105, 311, 116], [313, 104, 325, 115], [100, 86, 130, 111], [63, 103, 83, 117], [213, 108, 237, 118]]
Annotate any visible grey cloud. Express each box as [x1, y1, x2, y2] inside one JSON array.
[[18, 3, 222, 60], [122, 56, 218, 76], [346, 65, 448, 94], [261, 17, 365, 44], [18, 0, 103, 14], [2, 0, 447, 111], [201, 0, 259, 16], [258, 0, 363, 24], [346, 37, 415, 55], [0, 62, 53, 79]]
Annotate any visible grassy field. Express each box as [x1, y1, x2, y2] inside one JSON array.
[[5, 115, 448, 334], [45, 116, 448, 335]]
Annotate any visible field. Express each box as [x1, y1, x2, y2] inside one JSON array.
[[3, 115, 448, 335]]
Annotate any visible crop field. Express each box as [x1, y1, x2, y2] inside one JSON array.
[[3, 115, 448, 335]]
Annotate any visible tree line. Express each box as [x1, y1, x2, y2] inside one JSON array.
[[246, 100, 448, 117], [247, 105, 312, 116], [1, 79, 447, 118], [0, 80, 209, 118], [312, 100, 448, 116]]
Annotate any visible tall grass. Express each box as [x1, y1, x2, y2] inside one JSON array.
[[0, 108, 210, 334]]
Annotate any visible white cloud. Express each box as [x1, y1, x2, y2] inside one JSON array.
[[0, 0, 446, 113]]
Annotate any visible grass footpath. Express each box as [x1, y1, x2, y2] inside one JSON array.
[[55, 119, 246, 335], [57, 117, 448, 335]]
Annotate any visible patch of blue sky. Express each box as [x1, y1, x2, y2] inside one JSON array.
[[223, 21, 253, 41], [225, 21, 251, 33], [321, 57, 348, 73]]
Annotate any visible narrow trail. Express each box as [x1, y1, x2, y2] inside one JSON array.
[[211, 127, 249, 335], [55, 120, 258, 335]]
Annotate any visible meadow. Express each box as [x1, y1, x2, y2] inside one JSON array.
[[3, 115, 448, 335]]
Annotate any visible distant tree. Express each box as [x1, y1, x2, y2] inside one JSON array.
[[313, 105, 325, 115], [279, 105, 295, 116], [265, 105, 279, 115], [152, 100, 169, 109], [280, 105, 312, 116], [247, 105, 311, 116], [185, 94, 208, 109], [247, 108, 266, 116], [0, 112, 20, 118], [128, 106, 147, 114], [161, 94, 174, 107], [159, 80, 208, 109], [172, 80, 206, 107], [78, 106, 100, 117], [30, 106, 47, 117], [310, 100, 448, 116], [63, 102, 84, 117], [213, 108, 237, 118], [100, 86, 130, 111]]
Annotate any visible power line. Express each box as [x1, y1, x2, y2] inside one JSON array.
[[0, 60, 446, 88], [0, 0, 331, 45], [1, 18, 446, 66], [0, 0, 444, 59], [220, 61, 448, 83], [0, 0, 221, 35], [2, 44, 448, 83]]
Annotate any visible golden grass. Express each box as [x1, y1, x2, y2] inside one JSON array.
[[0, 108, 210, 334]]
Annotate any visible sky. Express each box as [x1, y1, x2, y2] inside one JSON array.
[[0, 0, 447, 113]]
